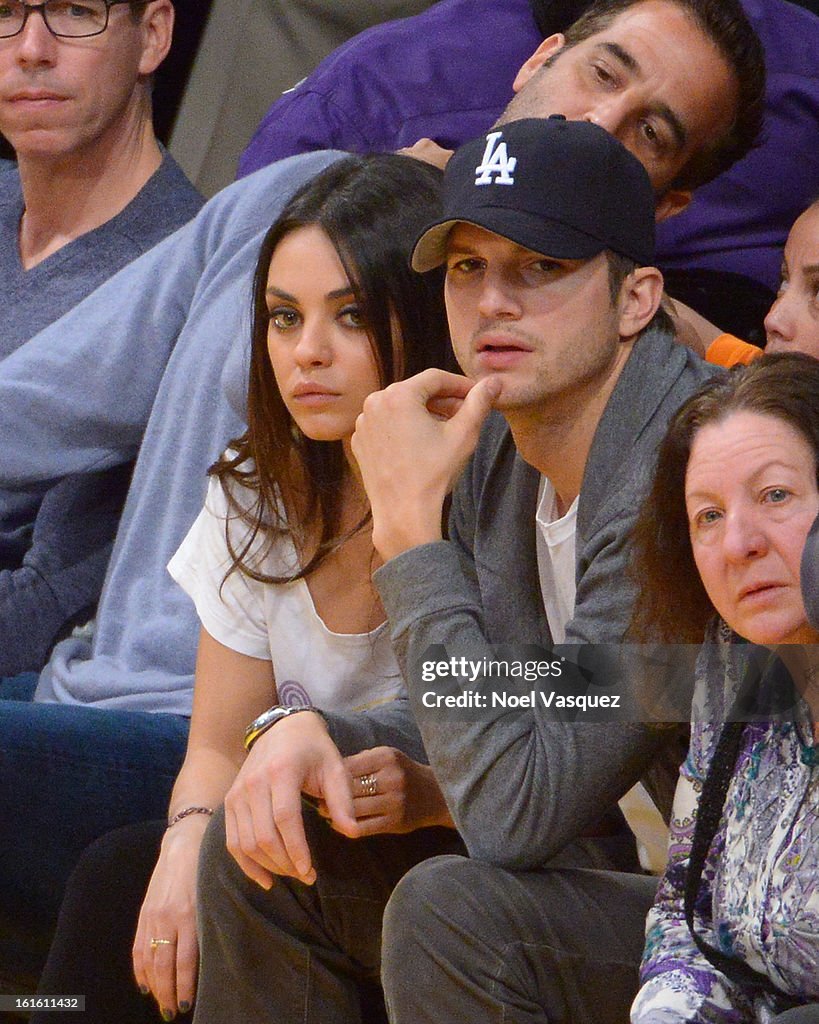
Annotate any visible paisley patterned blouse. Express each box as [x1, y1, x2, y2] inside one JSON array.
[[632, 624, 819, 1023]]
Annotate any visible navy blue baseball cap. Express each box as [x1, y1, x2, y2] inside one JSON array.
[[411, 116, 656, 271]]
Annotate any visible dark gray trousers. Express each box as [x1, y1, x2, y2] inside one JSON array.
[[194, 805, 465, 1023], [195, 803, 654, 1023], [379, 858, 819, 1024], [382, 855, 658, 1023]]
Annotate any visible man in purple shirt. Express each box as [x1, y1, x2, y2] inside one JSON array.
[[239, 0, 819, 340]]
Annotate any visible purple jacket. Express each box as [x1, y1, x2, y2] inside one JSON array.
[[238, 0, 819, 294]]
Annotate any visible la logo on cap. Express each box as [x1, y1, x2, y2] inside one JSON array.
[[475, 131, 516, 187]]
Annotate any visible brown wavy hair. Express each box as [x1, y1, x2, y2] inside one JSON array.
[[630, 353, 819, 642], [211, 154, 449, 585]]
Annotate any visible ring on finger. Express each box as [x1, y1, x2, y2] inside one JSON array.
[[149, 937, 174, 951], [358, 772, 378, 797]]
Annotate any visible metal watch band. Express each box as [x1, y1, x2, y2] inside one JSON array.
[[243, 704, 317, 752]]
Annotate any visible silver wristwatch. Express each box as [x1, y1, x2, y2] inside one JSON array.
[[243, 704, 317, 752]]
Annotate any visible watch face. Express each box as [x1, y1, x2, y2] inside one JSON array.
[[245, 705, 313, 749]]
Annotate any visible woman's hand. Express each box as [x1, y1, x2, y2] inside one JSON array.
[[317, 746, 455, 835], [132, 816, 210, 1020], [664, 295, 722, 357]]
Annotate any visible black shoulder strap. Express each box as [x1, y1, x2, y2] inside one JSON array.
[[683, 717, 786, 998]]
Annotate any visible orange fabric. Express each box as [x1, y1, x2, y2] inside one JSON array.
[[705, 333, 763, 368]]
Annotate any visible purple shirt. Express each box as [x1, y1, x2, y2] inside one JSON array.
[[238, 0, 819, 293]]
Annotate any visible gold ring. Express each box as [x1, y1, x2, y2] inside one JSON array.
[[150, 938, 174, 951], [358, 773, 378, 797]]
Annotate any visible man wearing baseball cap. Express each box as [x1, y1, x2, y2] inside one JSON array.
[[192, 117, 718, 1023], [350, 115, 715, 1022]]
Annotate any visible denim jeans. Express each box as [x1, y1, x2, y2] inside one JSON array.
[[0, 678, 189, 992]]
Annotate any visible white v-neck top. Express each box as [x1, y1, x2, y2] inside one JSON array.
[[169, 474, 403, 712]]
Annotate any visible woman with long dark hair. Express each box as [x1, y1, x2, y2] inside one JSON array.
[[133, 154, 456, 1018], [29, 154, 456, 1024]]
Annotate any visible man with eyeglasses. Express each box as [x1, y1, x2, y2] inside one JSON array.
[[0, 1, 201, 685]]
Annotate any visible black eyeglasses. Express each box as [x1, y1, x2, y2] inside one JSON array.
[[0, 0, 148, 39]]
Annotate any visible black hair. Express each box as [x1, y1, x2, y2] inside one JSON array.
[[562, 0, 766, 190], [212, 154, 450, 584]]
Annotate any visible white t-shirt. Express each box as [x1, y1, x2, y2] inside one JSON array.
[[534, 476, 578, 645], [168, 474, 404, 713]]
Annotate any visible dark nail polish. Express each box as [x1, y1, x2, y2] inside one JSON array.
[[139, 985, 149, 996], [179, 1002, 191, 1014], [161, 1009, 176, 1022]]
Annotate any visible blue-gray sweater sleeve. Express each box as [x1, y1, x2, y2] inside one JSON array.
[[0, 220, 205, 485], [0, 154, 341, 488]]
